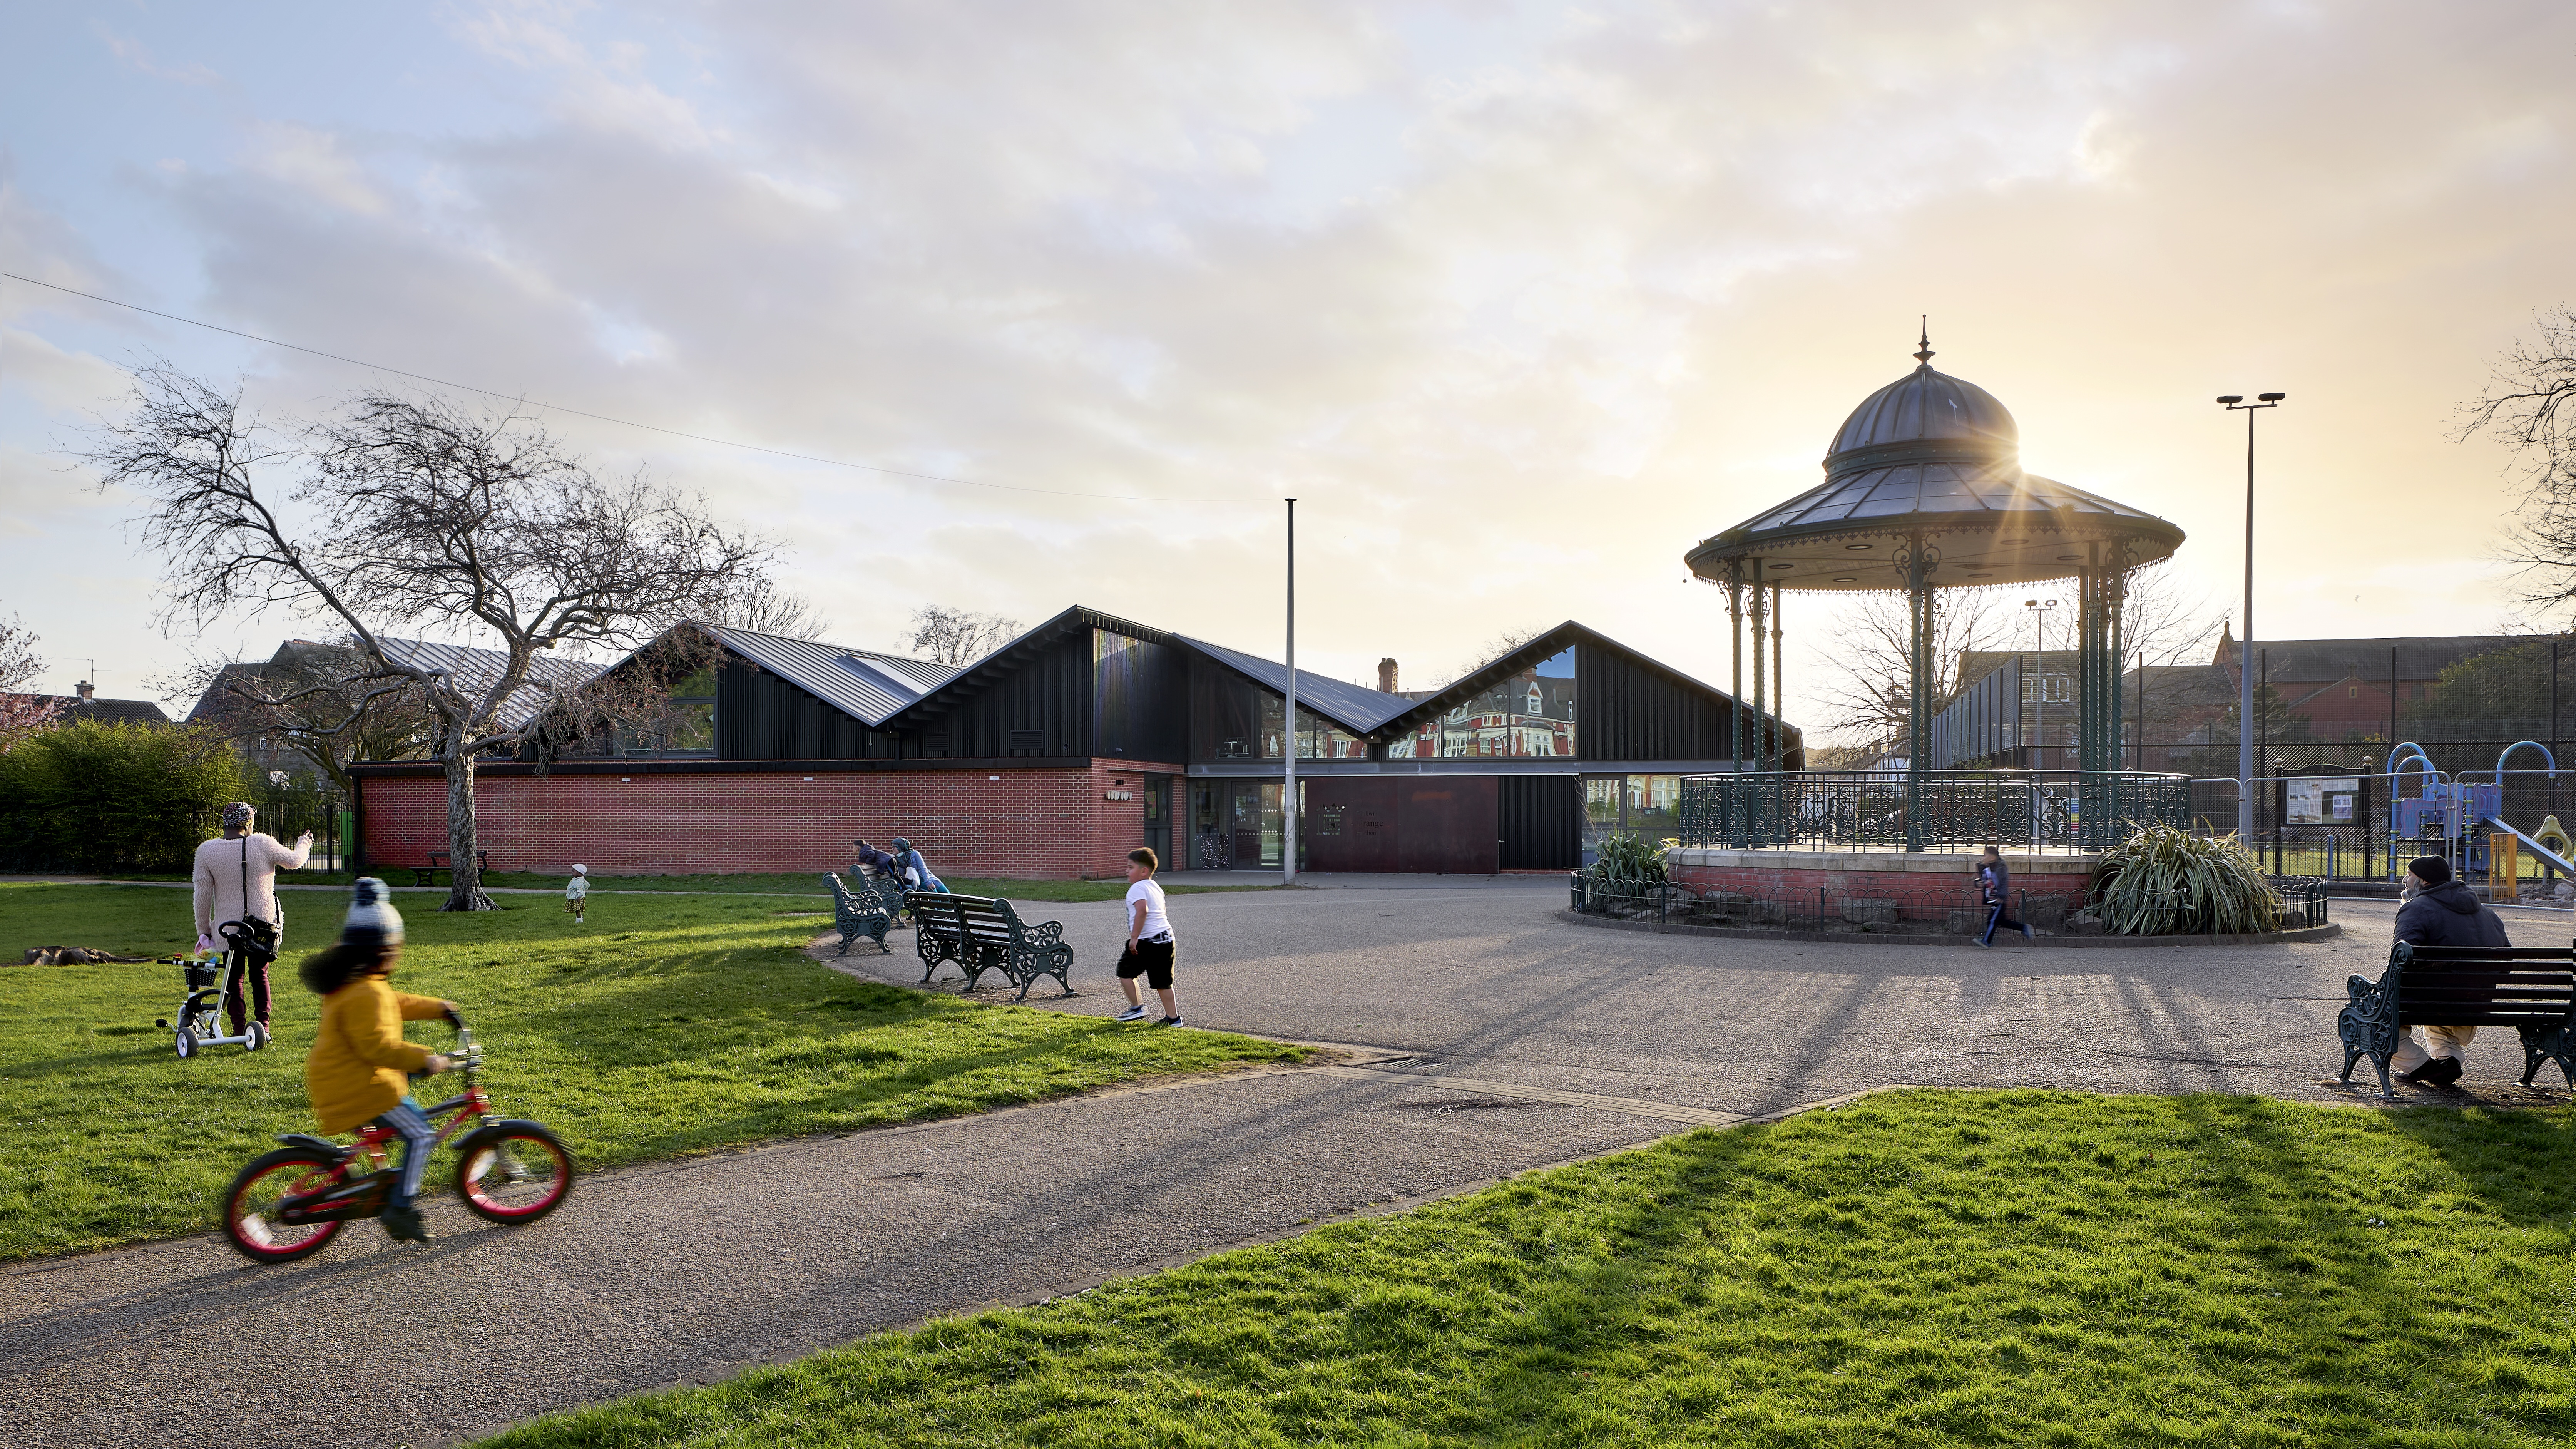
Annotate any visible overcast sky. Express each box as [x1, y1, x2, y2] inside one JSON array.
[[5, 2, 2571, 741]]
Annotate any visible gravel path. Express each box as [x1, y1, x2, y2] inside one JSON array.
[[8, 881, 2563, 1448]]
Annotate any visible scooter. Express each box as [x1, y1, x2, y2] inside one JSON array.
[[155, 923, 274, 1059]]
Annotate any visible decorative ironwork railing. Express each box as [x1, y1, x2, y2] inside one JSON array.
[[1677, 769, 2193, 853]]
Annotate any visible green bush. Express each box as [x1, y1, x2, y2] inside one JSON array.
[[2091, 822, 2283, 935], [1591, 830, 1669, 883], [0, 720, 245, 873]]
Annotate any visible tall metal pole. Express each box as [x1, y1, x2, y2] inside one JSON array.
[[2220, 392, 2283, 842], [2238, 407, 2255, 844], [1283, 497, 1297, 884]]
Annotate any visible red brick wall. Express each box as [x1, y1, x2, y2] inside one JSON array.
[[359, 759, 1188, 880]]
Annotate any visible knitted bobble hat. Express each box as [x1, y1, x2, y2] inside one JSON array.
[[342, 877, 406, 949]]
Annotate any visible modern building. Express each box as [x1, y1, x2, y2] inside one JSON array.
[[351, 607, 1795, 879]]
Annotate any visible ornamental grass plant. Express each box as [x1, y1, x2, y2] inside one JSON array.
[[1590, 831, 1669, 884], [2090, 822, 2283, 936]]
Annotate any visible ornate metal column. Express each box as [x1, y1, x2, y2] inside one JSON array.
[[1902, 537, 1930, 852], [1770, 582, 1785, 770], [1750, 562, 1768, 774], [1728, 560, 1745, 773]]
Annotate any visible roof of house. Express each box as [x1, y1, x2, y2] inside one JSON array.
[[1175, 632, 1415, 735], [704, 624, 962, 727], [2215, 632, 2524, 683], [1370, 620, 1796, 746], [7, 694, 171, 726]]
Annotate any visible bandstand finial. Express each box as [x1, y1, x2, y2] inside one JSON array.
[[1913, 315, 1935, 368]]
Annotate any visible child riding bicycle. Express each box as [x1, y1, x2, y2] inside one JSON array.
[[298, 878, 457, 1243]]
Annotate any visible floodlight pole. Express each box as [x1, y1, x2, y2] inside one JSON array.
[[1283, 497, 1297, 885], [2219, 392, 2284, 845]]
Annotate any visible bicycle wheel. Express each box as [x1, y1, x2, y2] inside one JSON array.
[[455, 1121, 574, 1223], [223, 1149, 347, 1263]]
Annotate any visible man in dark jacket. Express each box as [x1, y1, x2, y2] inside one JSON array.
[[2391, 854, 2508, 1085]]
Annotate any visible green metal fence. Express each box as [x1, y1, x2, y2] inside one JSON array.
[[1678, 770, 2193, 853]]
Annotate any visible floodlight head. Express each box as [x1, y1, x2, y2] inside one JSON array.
[[2215, 394, 2244, 405], [2258, 391, 2286, 402]]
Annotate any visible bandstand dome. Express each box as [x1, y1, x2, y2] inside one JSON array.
[[1685, 341, 2183, 593]]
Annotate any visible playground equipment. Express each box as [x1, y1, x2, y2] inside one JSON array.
[[2387, 740, 2576, 893]]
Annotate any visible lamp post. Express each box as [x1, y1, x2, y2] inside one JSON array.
[[2022, 598, 2059, 769], [2218, 391, 2286, 844], [1283, 497, 1297, 885]]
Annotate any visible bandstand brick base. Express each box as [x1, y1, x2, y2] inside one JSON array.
[[1665, 847, 2099, 924]]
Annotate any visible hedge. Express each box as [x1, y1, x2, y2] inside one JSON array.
[[0, 720, 246, 873]]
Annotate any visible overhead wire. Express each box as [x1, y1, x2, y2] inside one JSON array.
[[0, 270, 1250, 504]]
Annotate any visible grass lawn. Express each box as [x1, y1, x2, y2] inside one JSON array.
[[488, 1091, 2574, 1448], [41, 869, 1273, 903], [0, 883, 1302, 1260]]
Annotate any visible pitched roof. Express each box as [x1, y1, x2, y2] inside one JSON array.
[[8, 694, 171, 726], [2215, 634, 2524, 683], [1174, 633, 1415, 734], [703, 624, 961, 726], [358, 636, 603, 729], [1370, 621, 1795, 746]]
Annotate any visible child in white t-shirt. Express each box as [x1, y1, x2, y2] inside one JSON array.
[[565, 864, 590, 925], [1113, 847, 1180, 1026]]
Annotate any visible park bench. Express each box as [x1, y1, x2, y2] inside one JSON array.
[[823, 872, 897, 955], [2337, 938, 2576, 1098], [413, 850, 491, 888], [907, 890, 1076, 1002]]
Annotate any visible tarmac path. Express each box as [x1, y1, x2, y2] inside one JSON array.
[[5, 879, 2561, 1448]]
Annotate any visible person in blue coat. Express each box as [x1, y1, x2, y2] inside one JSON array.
[[889, 837, 949, 893]]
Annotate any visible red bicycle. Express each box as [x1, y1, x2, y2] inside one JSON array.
[[221, 1014, 572, 1262]]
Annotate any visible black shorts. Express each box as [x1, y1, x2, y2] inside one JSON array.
[[1117, 937, 1176, 989]]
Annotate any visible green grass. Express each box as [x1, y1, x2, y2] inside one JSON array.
[[0, 883, 1302, 1260], [28, 869, 1272, 902], [488, 1091, 2575, 1448]]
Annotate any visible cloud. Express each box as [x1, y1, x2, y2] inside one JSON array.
[[6, 0, 2575, 729]]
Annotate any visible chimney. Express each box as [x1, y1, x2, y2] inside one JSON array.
[[1377, 658, 1398, 693], [75, 681, 95, 701]]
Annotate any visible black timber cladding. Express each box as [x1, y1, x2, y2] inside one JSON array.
[[1576, 641, 1748, 762], [717, 659, 898, 761], [908, 628, 1096, 759], [1095, 632, 1189, 763]]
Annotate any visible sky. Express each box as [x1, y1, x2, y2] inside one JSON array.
[[3, 0, 2571, 744]]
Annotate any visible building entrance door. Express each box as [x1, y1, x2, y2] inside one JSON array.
[[1229, 782, 1283, 868], [1142, 776, 1173, 868]]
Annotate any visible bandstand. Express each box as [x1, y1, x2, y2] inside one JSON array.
[[1675, 329, 2191, 912]]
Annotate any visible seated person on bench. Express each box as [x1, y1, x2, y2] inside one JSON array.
[[2391, 854, 2510, 1086]]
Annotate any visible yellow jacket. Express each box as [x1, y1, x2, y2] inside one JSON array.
[[307, 976, 448, 1135]]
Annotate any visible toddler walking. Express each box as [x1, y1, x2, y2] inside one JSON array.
[[565, 864, 590, 925]]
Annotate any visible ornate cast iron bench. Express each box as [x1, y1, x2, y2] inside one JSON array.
[[825, 872, 906, 955], [908, 891, 1076, 1001], [2338, 939, 2576, 1098]]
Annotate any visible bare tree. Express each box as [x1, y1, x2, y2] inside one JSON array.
[[0, 615, 64, 752], [84, 365, 771, 909], [1808, 588, 2012, 752], [712, 578, 833, 639], [2461, 305, 2576, 616], [908, 605, 1020, 665], [162, 640, 437, 796], [1439, 623, 1552, 686], [2116, 564, 2225, 751]]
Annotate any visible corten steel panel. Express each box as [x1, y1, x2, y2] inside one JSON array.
[[1304, 777, 1400, 873], [716, 660, 899, 761], [1094, 631, 1189, 765], [1398, 777, 1499, 874], [914, 631, 1096, 759], [1497, 775, 1582, 869]]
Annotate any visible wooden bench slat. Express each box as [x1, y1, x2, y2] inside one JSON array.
[[2338, 941, 2576, 1098]]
